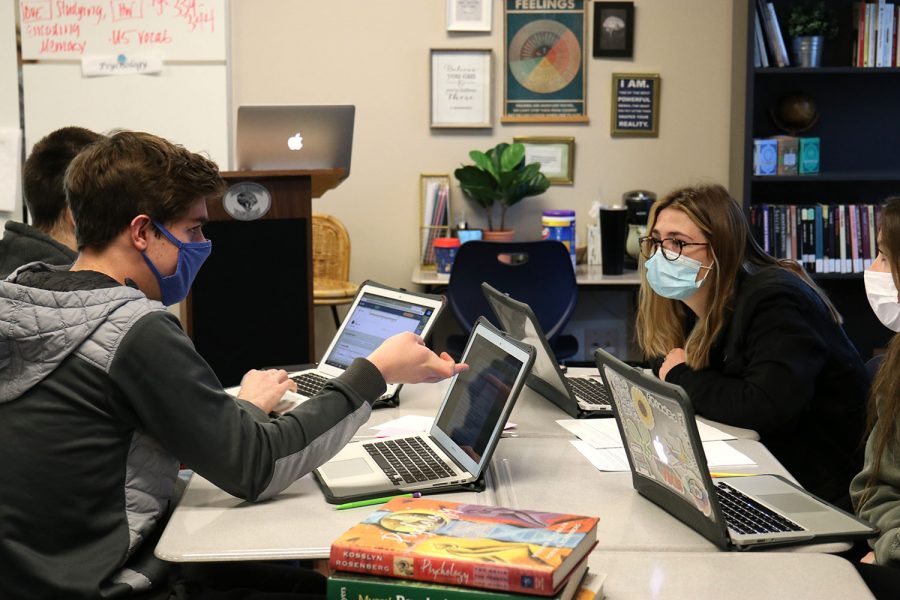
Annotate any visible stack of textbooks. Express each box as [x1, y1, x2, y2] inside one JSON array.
[[326, 496, 604, 600]]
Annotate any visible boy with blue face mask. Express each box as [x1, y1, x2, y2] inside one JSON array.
[[634, 184, 867, 511], [0, 131, 465, 599]]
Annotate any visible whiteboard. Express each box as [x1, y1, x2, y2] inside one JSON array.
[[22, 63, 229, 168], [19, 0, 226, 61]]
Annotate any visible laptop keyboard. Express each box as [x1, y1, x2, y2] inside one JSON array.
[[715, 482, 805, 535], [364, 437, 455, 485], [568, 377, 612, 408], [290, 372, 328, 397]]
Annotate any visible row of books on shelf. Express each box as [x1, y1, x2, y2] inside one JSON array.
[[326, 496, 605, 600], [852, 1, 900, 67], [753, 136, 819, 176], [749, 203, 883, 274], [754, 1, 789, 67]]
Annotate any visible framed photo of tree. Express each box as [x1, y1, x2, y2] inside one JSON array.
[[593, 2, 634, 58]]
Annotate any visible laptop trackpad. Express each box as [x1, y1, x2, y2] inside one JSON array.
[[319, 458, 373, 478], [758, 493, 828, 514]]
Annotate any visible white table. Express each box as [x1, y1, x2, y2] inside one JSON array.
[[588, 551, 873, 599]]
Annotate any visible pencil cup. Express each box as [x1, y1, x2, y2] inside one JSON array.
[[433, 237, 461, 275]]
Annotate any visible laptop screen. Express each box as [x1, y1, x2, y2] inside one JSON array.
[[600, 363, 720, 526], [434, 334, 525, 465], [323, 293, 435, 370]]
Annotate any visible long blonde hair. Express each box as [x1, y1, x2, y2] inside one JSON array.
[[863, 196, 900, 504], [635, 184, 840, 369]]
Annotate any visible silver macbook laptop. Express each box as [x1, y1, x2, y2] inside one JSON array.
[[235, 105, 354, 175], [283, 281, 444, 410], [315, 318, 536, 504], [594, 347, 877, 550], [482, 283, 611, 418]]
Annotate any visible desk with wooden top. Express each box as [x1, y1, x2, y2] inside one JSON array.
[[412, 264, 642, 290]]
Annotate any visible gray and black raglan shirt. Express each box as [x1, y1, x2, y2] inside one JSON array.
[[0, 263, 383, 599]]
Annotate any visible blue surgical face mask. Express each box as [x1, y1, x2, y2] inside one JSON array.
[[141, 220, 212, 306], [645, 250, 712, 301]]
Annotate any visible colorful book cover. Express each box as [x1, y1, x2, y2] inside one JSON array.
[[799, 137, 820, 174], [326, 560, 593, 600], [329, 497, 599, 597]]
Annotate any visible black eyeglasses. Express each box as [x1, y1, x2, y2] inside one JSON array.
[[639, 236, 710, 261]]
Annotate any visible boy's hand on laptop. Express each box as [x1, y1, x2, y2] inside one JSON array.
[[368, 332, 468, 385], [237, 368, 298, 414]]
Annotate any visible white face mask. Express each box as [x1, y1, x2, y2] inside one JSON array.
[[864, 270, 900, 332]]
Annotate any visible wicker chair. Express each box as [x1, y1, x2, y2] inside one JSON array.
[[312, 213, 358, 329]]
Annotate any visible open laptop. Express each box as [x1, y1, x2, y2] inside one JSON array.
[[283, 281, 444, 410], [594, 347, 877, 550], [482, 283, 612, 418], [315, 318, 536, 504], [235, 105, 355, 176]]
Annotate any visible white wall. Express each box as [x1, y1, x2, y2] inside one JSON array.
[[0, 1, 21, 231], [230, 0, 736, 354]]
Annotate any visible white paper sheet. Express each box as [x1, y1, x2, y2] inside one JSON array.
[[369, 415, 516, 438], [557, 418, 736, 449], [571, 438, 755, 472]]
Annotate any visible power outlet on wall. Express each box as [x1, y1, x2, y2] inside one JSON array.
[[583, 324, 626, 359]]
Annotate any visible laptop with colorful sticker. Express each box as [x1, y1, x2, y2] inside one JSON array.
[[594, 347, 877, 550]]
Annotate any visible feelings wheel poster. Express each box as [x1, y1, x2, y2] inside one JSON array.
[[503, 1, 587, 122]]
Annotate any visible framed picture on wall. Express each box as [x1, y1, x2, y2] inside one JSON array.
[[430, 49, 492, 128], [503, 0, 588, 123], [447, 0, 492, 32], [513, 136, 575, 185], [593, 1, 634, 58], [611, 73, 660, 136]]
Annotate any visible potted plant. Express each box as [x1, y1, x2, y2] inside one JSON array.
[[786, 1, 838, 67], [454, 142, 550, 241]]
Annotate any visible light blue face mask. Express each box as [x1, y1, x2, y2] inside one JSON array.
[[645, 250, 712, 300], [141, 220, 212, 306]]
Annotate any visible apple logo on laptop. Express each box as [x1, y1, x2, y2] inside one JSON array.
[[287, 133, 303, 151]]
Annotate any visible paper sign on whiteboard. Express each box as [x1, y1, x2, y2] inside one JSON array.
[[0, 128, 22, 212], [82, 54, 164, 77]]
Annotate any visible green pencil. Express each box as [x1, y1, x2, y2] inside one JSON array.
[[334, 491, 422, 510]]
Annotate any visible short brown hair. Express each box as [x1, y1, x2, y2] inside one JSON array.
[[23, 126, 103, 231], [65, 131, 225, 250]]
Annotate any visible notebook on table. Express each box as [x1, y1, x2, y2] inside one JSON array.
[[235, 104, 355, 175], [314, 317, 536, 504], [482, 283, 612, 418], [282, 281, 444, 410], [593, 347, 877, 550]]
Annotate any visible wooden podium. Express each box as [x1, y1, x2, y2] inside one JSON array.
[[185, 169, 345, 387]]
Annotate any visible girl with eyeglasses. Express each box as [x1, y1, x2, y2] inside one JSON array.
[[634, 183, 867, 510]]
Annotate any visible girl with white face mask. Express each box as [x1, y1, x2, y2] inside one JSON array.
[[850, 196, 900, 595], [633, 184, 867, 510]]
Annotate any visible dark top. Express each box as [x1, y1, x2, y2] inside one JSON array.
[[0, 220, 76, 278], [661, 267, 868, 509]]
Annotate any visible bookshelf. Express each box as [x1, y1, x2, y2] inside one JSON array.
[[733, 0, 900, 358]]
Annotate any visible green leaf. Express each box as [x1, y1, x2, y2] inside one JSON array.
[[500, 143, 526, 172]]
